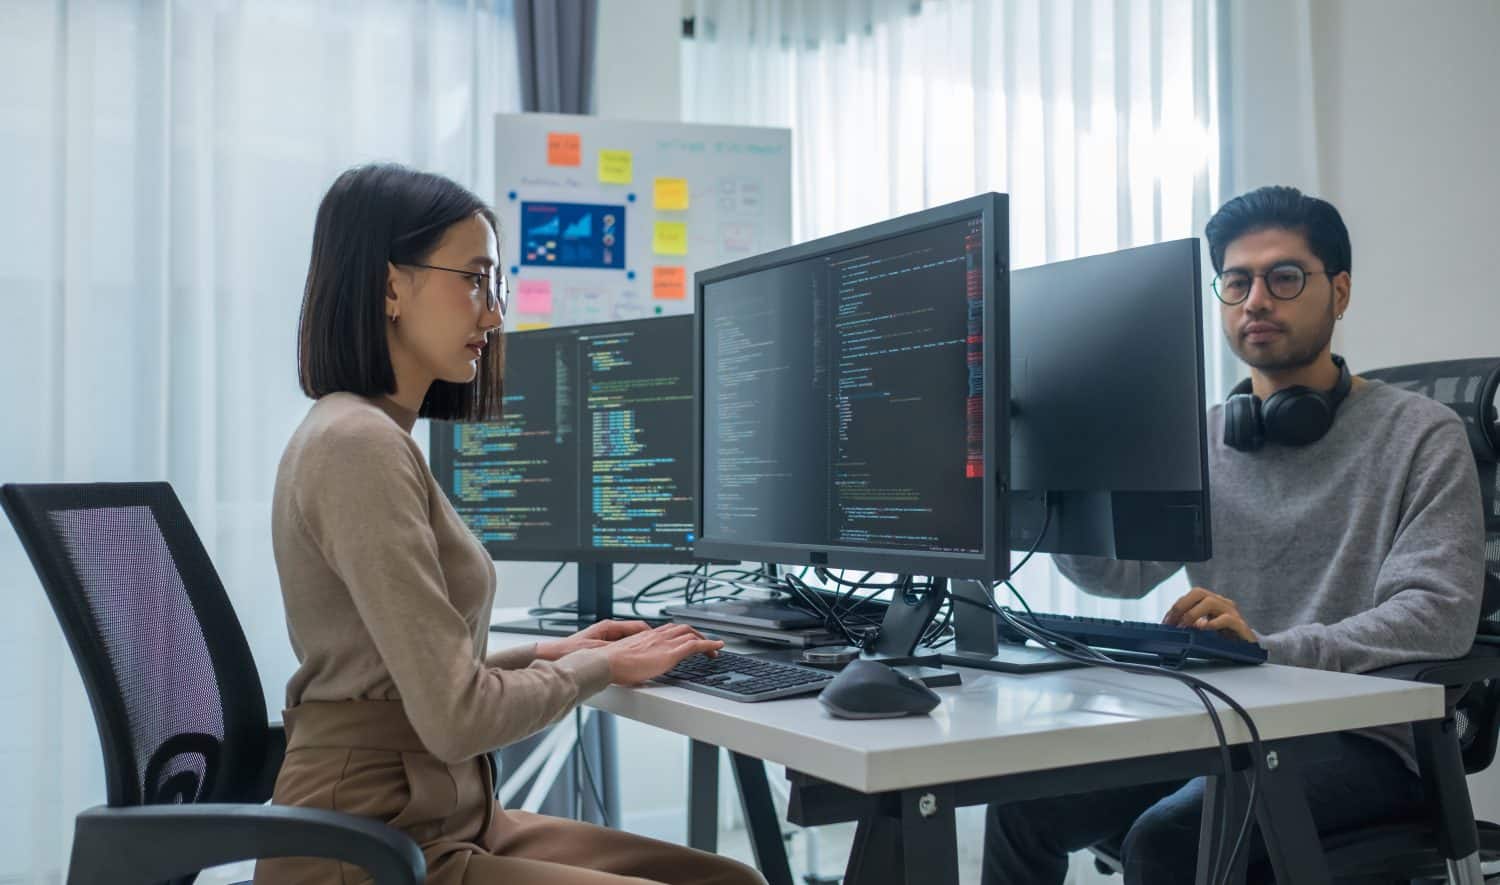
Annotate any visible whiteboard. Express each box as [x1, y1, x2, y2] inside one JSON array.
[[494, 113, 792, 329]]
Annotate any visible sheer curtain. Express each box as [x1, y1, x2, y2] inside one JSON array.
[[0, 1, 519, 879], [684, 0, 1233, 621]]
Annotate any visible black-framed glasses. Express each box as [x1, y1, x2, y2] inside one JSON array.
[[1212, 263, 1336, 305], [401, 262, 508, 315]]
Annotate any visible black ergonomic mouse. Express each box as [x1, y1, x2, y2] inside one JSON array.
[[817, 659, 941, 719]]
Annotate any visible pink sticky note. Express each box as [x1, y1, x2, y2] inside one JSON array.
[[516, 279, 553, 314]]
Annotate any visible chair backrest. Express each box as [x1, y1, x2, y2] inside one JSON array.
[[1361, 357, 1500, 773], [1, 483, 272, 808]]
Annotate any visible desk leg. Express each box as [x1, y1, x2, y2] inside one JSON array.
[[688, 740, 719, 853], [729, 752, 794, 885], [897, 785, 958, 885], [844, 813, 901, 885], [1195, 772, 1250, 885], [1252, 743, 1330, 885]]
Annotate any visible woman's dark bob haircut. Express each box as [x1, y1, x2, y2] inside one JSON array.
[[298, 163, 504, 422]]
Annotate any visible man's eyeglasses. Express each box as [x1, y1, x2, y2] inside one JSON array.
[[1212, 263, 1336, 306], [401, 262, 508, 315]]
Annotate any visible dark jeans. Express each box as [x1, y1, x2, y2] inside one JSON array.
[[981, 734, 1424, 885]]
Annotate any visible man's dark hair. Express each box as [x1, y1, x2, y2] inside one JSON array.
[[1204, 185, 1352, 277], [298, 163, 503, 422]]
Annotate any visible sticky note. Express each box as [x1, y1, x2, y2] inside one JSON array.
[[516, 279, 553, 314], [654, 177, 690, 210], [514, 322, 552, 331], [547, 132, 581, 166], [653, 221, 688, 256], [653, 266, 687, 300], [598, 149, 633, 184]]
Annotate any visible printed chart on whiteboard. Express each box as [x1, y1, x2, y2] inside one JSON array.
[[494, 113, 793, 330]]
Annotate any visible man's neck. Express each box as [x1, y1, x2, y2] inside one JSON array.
[[1250, 351, 1340, 400]]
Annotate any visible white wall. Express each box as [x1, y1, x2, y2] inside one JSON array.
[[1311, 0, 1500, 372]]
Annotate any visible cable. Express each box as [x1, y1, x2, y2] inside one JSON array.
[[950, 582, 1263, 885], [573, 707, 612, 828], [533, 562, 569, 612]]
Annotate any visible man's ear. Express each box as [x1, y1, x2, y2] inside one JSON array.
[[1332, 270, 1351, 318]]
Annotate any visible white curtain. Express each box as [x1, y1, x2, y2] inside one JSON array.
[[0, 1, 519, 879], [684, 0, 1234, 624]]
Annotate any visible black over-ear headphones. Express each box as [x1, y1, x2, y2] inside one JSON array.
[[1223, 354, 1353, 452]]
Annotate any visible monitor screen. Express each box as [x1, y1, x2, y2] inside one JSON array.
[[430, 315, 699, 562], [694, 194, 1008, 579]]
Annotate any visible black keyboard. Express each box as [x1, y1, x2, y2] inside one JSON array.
[[654, 651, 835, 702], [1003, 612, 1268, 666]]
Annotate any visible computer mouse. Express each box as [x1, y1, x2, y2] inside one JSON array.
[[817, 659, 941, 719]]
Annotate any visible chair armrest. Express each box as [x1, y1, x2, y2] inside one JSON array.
[[66, 804, 425, 885], [1367, 647, 1500, 689]]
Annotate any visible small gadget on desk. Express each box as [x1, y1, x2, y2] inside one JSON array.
[[817, 659, 941, 719]]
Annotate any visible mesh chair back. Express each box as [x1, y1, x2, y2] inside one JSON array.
[[1362, 358, 1500, 773], [1, 483, 271, 808]]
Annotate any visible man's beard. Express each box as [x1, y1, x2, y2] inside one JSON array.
[[1226, 298, 1336, 374]]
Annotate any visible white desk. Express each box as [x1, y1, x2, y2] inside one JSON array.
[[488, 629, 1445, 884]]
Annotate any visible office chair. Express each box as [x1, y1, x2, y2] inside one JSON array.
[[1091, 357, 1500, 884], [1, 482, 425, 885]]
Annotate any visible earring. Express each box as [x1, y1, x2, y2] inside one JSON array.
[[389, 314, 399, 325], [1336, 313, 1344, 320]]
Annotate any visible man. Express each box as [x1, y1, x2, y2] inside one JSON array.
[[982, 186, 1486, 885]]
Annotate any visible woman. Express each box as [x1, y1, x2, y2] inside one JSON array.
[[256, 164, 764, 885]]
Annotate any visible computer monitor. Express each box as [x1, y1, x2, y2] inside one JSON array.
[[430, 315, 703, 632], [1007, 237, 1212, 562], [693, 193, 1009, 585]]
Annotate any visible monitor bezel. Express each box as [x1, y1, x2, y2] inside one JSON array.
[[692, 193, 1010, 580]]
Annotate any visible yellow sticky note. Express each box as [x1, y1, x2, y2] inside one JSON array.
[[653, 221, 688, 256], [653, 266, 687, 300], [654, 177, 690, 211], [514, 321, 552, 331], [597, 149, 633, 184]]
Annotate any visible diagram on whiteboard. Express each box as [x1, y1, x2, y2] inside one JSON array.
[[495, 113, 792, 330]]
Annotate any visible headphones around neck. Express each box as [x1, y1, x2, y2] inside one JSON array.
[[1224, 354, 1353, 452]]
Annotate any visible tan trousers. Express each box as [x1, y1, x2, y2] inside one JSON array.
[[253, 700, 765, 885]]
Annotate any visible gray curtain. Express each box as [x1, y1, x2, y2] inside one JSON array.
[[515, 0, 599, 113]]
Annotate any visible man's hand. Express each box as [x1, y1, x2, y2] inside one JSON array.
[[1162, 587, 1258, 643], [535, 618, 652, 661]]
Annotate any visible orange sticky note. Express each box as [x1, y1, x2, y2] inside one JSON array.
[[653, 266, 687, 300], [514, 321, 552, 331], [547, 132, 581, 166]]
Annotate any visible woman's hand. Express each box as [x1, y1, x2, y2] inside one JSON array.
[[534, 618, 653, 661], [601, 623, 725, 685]]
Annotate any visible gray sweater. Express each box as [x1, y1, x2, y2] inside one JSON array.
[[1055, 378, 1485, 769]]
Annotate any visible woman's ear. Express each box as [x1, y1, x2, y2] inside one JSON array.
[[386, 261, 407, 322]]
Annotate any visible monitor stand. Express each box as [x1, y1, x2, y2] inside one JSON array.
[[491, 563, 617, 637], [937, 578, 1083, 673], [860, 578, 947, 668]]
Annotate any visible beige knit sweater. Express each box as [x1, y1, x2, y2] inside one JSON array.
[[271, 392, 613, 763]]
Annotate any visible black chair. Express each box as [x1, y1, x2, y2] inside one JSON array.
[[1091, 357, 1500, 883], [1, 482, 426, 885]]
